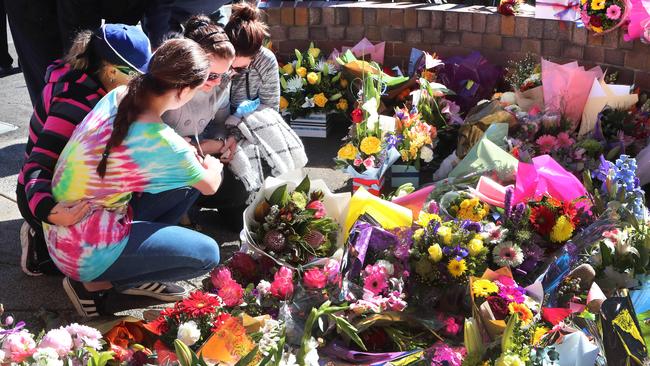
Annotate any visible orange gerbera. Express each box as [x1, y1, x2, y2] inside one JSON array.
[[508, 302, 533, 324]]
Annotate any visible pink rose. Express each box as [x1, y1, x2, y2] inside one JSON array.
[[303, 268, 327, 289], [270, 278, 294, 299], [363, 157, 375, 169], [218, 280, 244, 307], [2, 331, 36, 363], [210, 267, 233, 289], [445, 317, 461, 335], [353, 158, 363, 167], [276, 266, 293, 280], [306, 200, 326, 219]]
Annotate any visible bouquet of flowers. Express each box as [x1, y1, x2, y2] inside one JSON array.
[[580, 0, 628, 34], [410, 210, 490, 287], [0, 312, 112, 365], [593, 105, 650, 158], [251, 176, 339, 267], [442, 191, 490, 222], [387, 106, 438, 167], [279, 42, 348, 119], [528, 195, 586, 244], [147, 291, 229, 350]]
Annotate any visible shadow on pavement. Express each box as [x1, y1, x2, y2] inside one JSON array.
[[0, 142, 25, 178]]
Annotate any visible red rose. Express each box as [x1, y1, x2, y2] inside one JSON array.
[[590, 15, 603, 27], [486, 295, 509, 320], [498, 0, 516, 16], [351, 108, 363, 124], [270, 277, 294, 299], [228, 252, 258, 284]]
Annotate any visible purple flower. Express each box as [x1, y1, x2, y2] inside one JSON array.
[[504, 187, 513, 219], [384, 133, 402, 150], [512, 203, 526, 224], [428, 201, 440, 214]]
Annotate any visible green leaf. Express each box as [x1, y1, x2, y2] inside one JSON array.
[[269, 184, 289, 206], [329, 93, 342, 101], [280, 76, 288, 90], [600, 242, 613, 267], [323, 63, 329, 76], [296, 176, 310, 194], [295, 49, 303, 69], [235, 346, 259, 366], [332, 73, 341, 83], [331, 315, 367, 351]]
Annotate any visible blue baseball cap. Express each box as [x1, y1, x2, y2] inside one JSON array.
[[95, 24, 152, 74]]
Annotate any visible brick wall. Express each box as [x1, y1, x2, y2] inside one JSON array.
[[260, 1, 650, 89]]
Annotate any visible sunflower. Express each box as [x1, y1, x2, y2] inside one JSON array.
[[472, 279, 499, 297], [508, 302, 533, 324], [447, 259, 467, 278]]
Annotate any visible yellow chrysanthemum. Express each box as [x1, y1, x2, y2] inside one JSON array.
[[437, 226, 452, 245], [428, 244, 443, 262], [532, 326, 549, 345], [281, 63, 294, 75], [550, 215, 574, 243], [472, 279, 498, 297], [413, 228, 425, 242], [468, 238, 484, 256], [296, 67, 307, 77], [336, 99, 348, 111], [416, 212, 441, 227], [448, 259, 467, 277], [279, 96, 289, 110], [313, 93, 328, 108], [308, 47, 321, 59], [360, 136, 382, 155], [508, 302, 533, 324], [340, 78, 349, 88], [337, 144, 358, 161], [307, 72, 319, 85], [591, 0, 605, 9]]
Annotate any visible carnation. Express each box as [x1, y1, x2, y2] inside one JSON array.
[[177, 321, 201, 346], [420, 145, 434, 163], [39, 327, 73, 357], [64, 323, 102, 350], [211, 267, 234, 289], [218, 280, 245, 307], [2, 331, 36, 363]]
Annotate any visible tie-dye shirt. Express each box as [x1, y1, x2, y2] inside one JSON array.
[[44, 86, 206, 282]]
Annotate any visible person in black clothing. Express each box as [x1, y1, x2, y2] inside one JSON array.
[[0, 1, 19, 76]]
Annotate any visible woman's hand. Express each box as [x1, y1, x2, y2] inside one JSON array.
[[219, 137, 238, 163], [47, 201, 91, 226], [202, 154, 224, 173]]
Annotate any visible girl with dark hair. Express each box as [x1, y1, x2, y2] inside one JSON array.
[[46, 38, 223, 318], [17, 24, 152, 277], [163, 15, 251, 231]]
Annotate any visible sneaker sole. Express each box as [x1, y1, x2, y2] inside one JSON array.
[[121, 286, 187, 302], [20, 222, 42, 277], [62, 277, 99, 318]]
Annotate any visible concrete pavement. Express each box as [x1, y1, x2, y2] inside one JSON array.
[[0, 26, 350, 330]]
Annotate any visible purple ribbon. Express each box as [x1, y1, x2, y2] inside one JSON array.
[[322, 340, 414, 364], [0, 321, 26, 335]]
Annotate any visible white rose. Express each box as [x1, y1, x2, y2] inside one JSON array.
[[32, 348, 63, 366], [176, 321, 201, 347], [420, 145, 434, 163]]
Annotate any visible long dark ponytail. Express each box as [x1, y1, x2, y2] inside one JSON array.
[[96, 38, 209, 178]]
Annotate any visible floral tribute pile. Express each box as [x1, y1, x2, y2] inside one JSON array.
[[3, 41, 650, 366]]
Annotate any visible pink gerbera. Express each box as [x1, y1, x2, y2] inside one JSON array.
[[364, 272, 388, 295], [606, 4, 622, 20], [536, 135, 558, 154], [556, 132, 575, 149]]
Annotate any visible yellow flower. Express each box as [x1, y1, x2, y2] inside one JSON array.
[[591, 26, 604, 33], [416, 212, 441, 227], [313, 93, 328, 108], [437, 226, 452, 245], [413, 228, 425, 242], [472, 279, 498, 298], [581, 0, 587, 4], [591, 0, 605, 9], [468, 238, 484, 256], [336, 99, 348, 111], [337, 143, 358, 160], [532, 326, 549, 345], [495, 354, 525, 366], [550, 215, 574, 243], [447, 259, 467, 278], [340, 78, 349, 88], [307, 72, 319, 85], [281, 63, 294, 75], [360, 136, 382, 155], [296, 67, 307, 77], [400, 150, 409, 162], [308, 47, 321, 59], [279, 96, 289, 111], [508, 303, 533, 324], [428, 244, 443, 262]]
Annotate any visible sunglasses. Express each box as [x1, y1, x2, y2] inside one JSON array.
[[208, 69, 232, 81], [115, 65, 138, 77], [231, 66, 249, 74]]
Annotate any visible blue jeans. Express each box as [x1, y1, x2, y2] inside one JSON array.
[[96, 187, 220, 291]]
